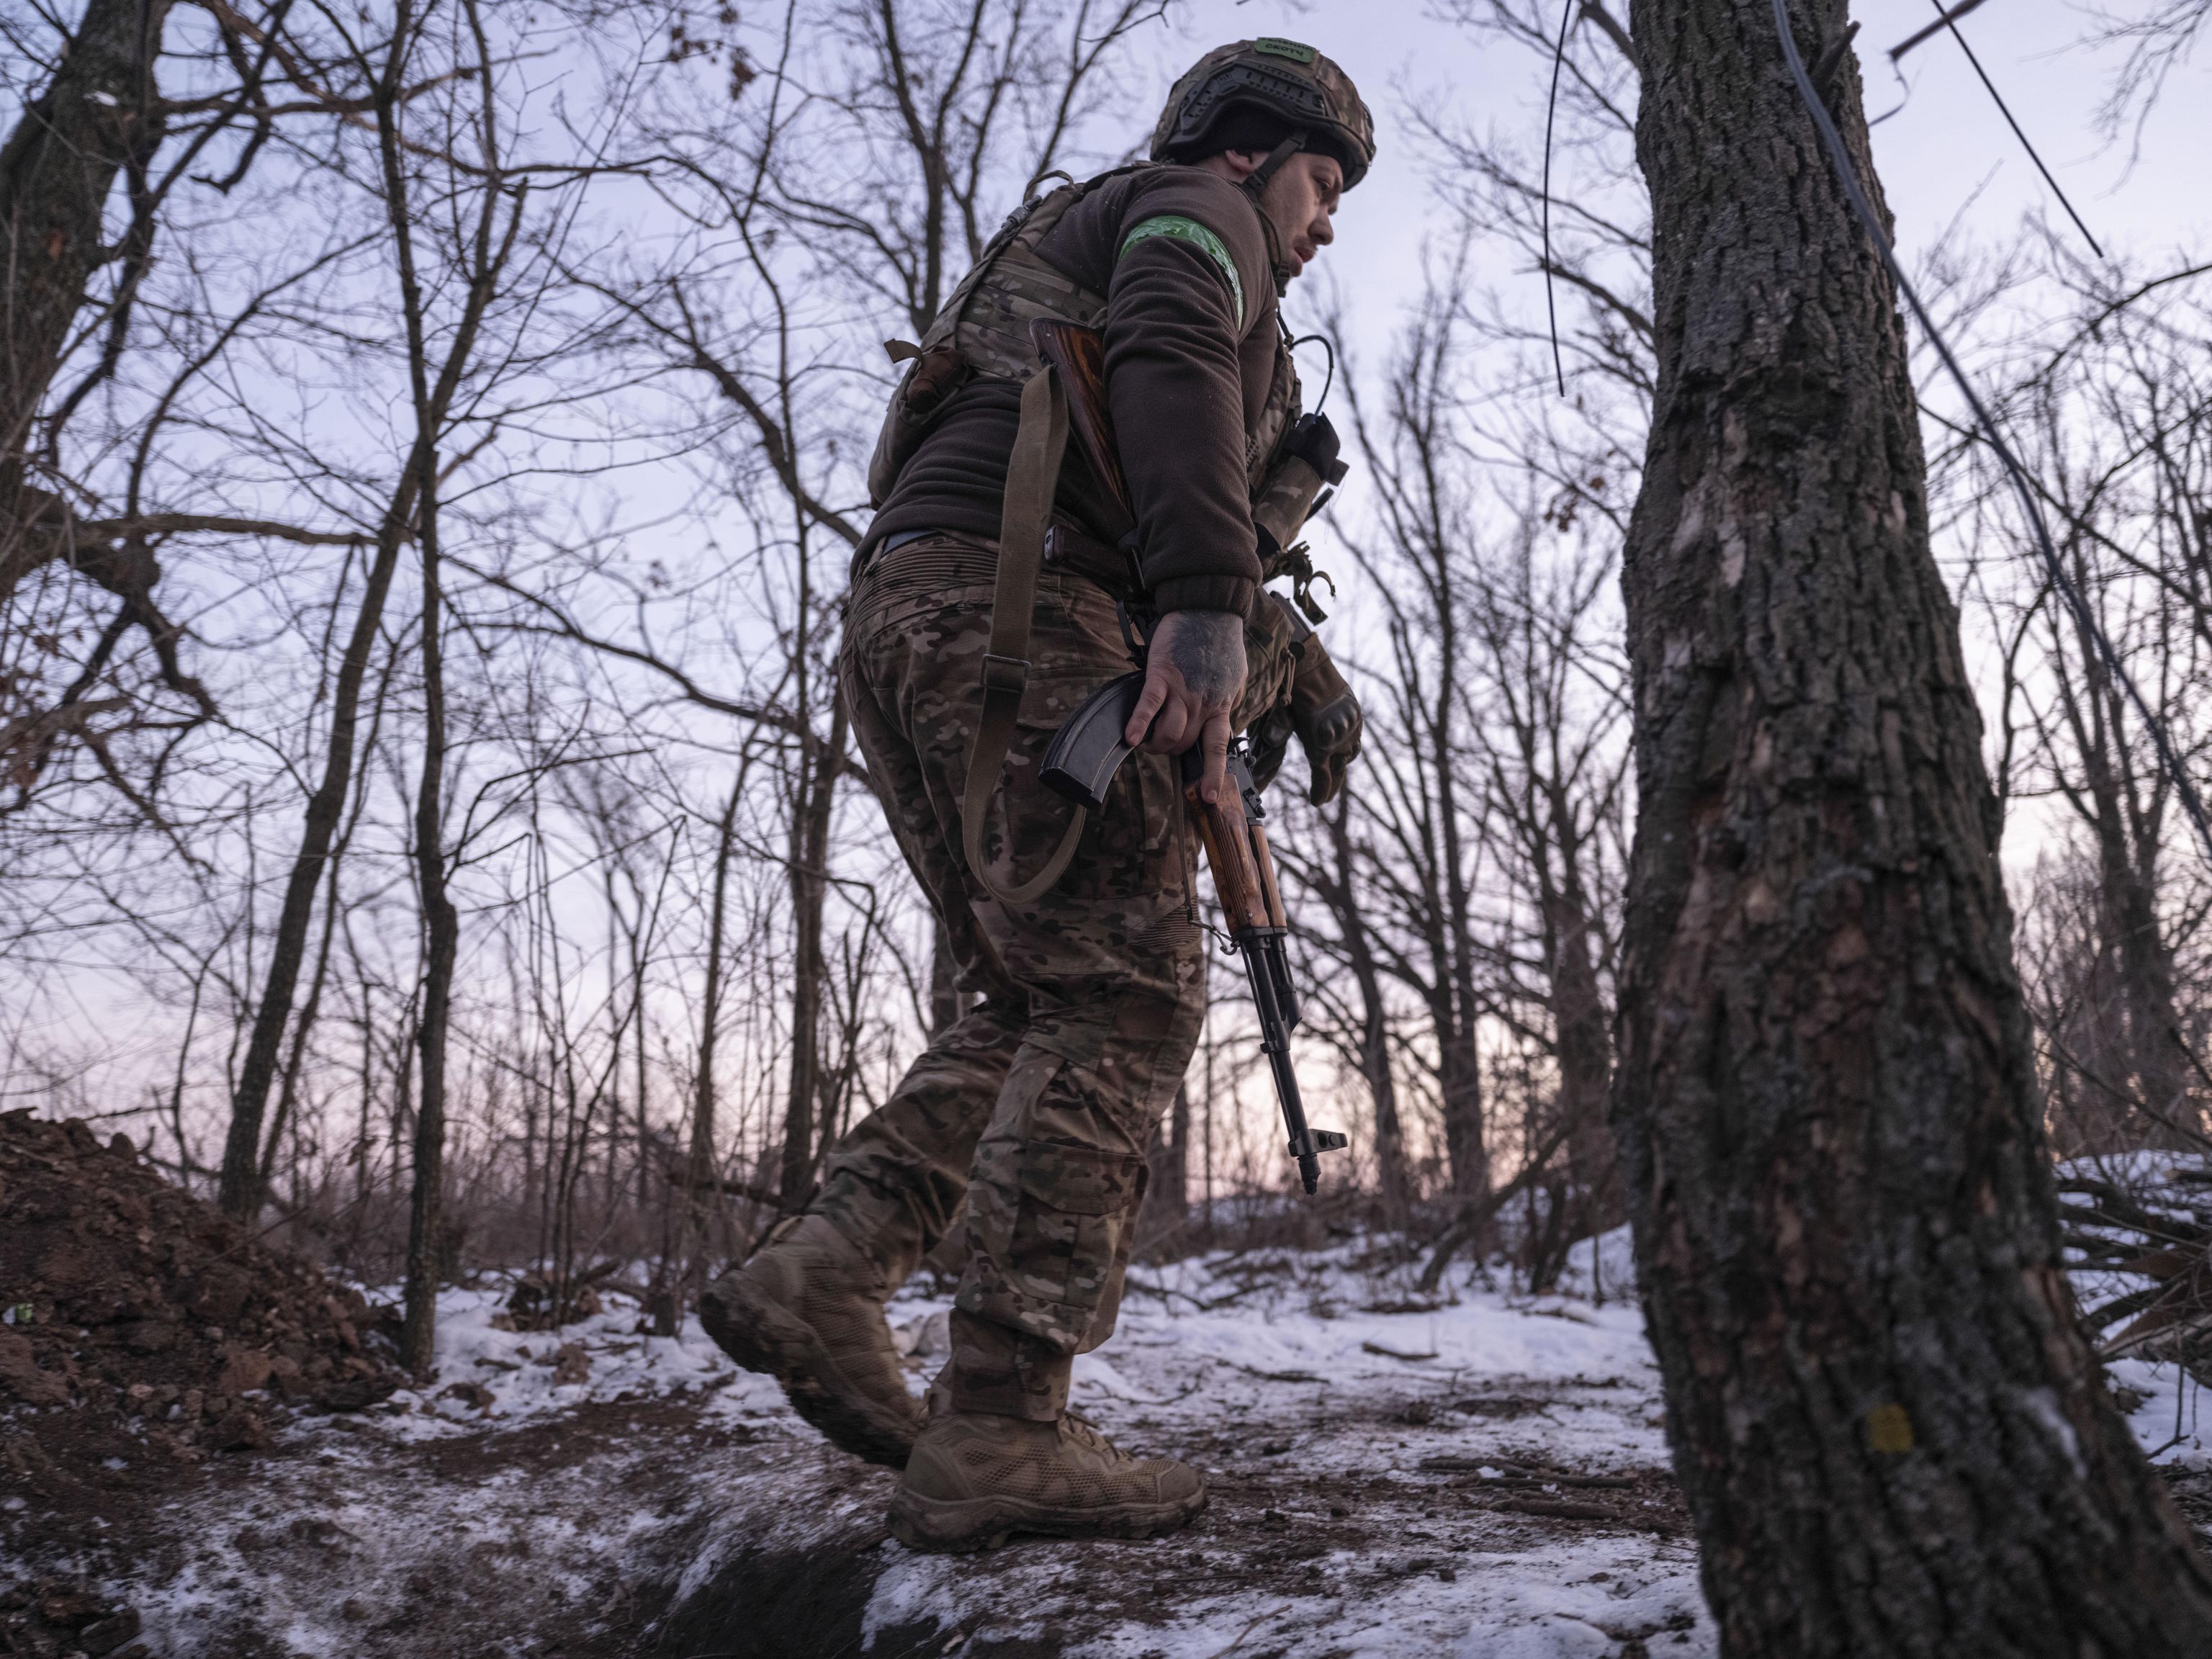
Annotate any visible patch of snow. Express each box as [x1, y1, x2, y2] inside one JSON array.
[[89, 1210, 2191, 1657], [1069, 1353, 1164, 1403], [855, 1239, 1699, 1657], [892, 1306, 951, 1358], [318, 1284, 788, 1441], [1547, 1225, 1639, 1305], [2110, 1354, 2212, 1467], [1451, 1539, 1714, 1658], [862, 1550, 971, 1650]]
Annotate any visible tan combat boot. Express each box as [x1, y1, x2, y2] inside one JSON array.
[[698, 1214, 922, 1467], [887, 1408, 1208, 1551]]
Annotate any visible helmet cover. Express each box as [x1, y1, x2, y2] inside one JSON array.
[[1151, 38, 1376, 190]]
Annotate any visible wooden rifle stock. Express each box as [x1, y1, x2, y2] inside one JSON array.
[[1030, 318, 1131, 520]]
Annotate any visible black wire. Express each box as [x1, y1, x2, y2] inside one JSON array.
[[1542, 0, 1575, 397], [1923, 0, 2104, 259], [1289, 332, 1336, 412], [1766, 0, 2212, 866]]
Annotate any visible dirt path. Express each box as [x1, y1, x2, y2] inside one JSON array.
[[12, 1267, 2202, 1658], [5, 1253, 1717, 1658]]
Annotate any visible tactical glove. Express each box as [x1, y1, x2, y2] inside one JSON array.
[[1246, 594, 1362, 806], [1287, 624, 1362, 806], [1247, 703, 1298, 795]]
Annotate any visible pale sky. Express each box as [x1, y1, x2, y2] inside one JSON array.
[[1155, 0, 2212, 343]]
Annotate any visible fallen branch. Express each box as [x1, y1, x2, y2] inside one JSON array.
[[1361, 1340, 1438, 1362], [1491, 1494, 1633, 1524], [1421, 1455, 1637, 1489]]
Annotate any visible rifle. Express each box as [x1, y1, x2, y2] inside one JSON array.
[[1028, 316, 1348, 1195]]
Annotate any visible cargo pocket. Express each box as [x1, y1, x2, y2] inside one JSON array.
[[1007, 1141, 1147, 1336]]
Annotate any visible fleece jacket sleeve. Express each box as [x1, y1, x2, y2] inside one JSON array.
[[1101, 176, 1274, 616]]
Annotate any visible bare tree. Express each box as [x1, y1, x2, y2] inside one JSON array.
[[1959, 253, 2212, 1154], [1463, 501, 1630, 1256], [1334, 294, 1496, 1205], [1612, 0, 2212, 1643]]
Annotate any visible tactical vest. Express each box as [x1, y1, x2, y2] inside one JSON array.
[[866, 165, 1331, 573], [869, 166, 1341, 910]]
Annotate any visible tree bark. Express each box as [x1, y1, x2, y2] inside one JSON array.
[[0, 0, 216, 770], [0, 0, 171, 540], [1614, 0, 2212, 1648]]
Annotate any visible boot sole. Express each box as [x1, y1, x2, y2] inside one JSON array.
[[885, 1485, 1208, 1553], [699, 1273, 919, 1468]]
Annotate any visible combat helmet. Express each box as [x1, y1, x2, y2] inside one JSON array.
[[1151, 38, 1375, 194]]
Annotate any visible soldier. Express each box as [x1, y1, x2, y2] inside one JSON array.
[[701, 39, 1373, 1552]]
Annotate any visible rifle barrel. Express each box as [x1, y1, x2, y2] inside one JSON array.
[[1240, 929, 1322, 1193]]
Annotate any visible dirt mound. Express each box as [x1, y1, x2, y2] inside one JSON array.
[[0, 1110, 402, 1457], [0, 1575, 147, 1658]]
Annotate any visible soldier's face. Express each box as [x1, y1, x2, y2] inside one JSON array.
[[1264, 153, 1341, 282]]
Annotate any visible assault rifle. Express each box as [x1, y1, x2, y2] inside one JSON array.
[[1027, 317, 1348, 1195]]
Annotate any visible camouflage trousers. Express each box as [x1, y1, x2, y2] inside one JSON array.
[[815, 529, 1297, 1419]]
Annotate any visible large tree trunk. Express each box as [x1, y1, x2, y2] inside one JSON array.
[[1614, 0, 2212, 1649], [0, 0, 170, 547]]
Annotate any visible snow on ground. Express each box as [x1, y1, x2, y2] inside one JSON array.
[[367, 1287, 789, 1436], [33, 1217, 2208, 1656], [2059, 1153, 2212, 1470], [845, 1230, 1714, 1658], [52, 1235, 1712, 1657]]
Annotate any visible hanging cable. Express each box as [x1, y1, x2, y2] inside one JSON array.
[[1289, 333, 1337, 412], [1766, 0, 2212, 864], [1541, 0, 1577, 396], [1920, 0, 2104, 258]]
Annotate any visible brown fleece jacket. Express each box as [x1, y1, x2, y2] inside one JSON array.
[[865, 166, 1277, 616]]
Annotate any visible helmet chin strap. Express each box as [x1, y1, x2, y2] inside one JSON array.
[[1240, 132, 1308, 296]]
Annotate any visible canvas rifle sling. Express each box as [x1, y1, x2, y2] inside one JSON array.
[[961, 361, 1087, 906]]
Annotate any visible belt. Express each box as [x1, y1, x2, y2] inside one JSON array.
[[871, 522, 1141, 598], [878, 528, 935, 556], [1040, 521, 1143, 598]]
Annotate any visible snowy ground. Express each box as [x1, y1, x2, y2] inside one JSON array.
[[15, 1222, 2208, 1658]]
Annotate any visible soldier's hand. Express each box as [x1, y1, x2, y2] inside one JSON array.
[[1126, 608, 1247, 804]]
